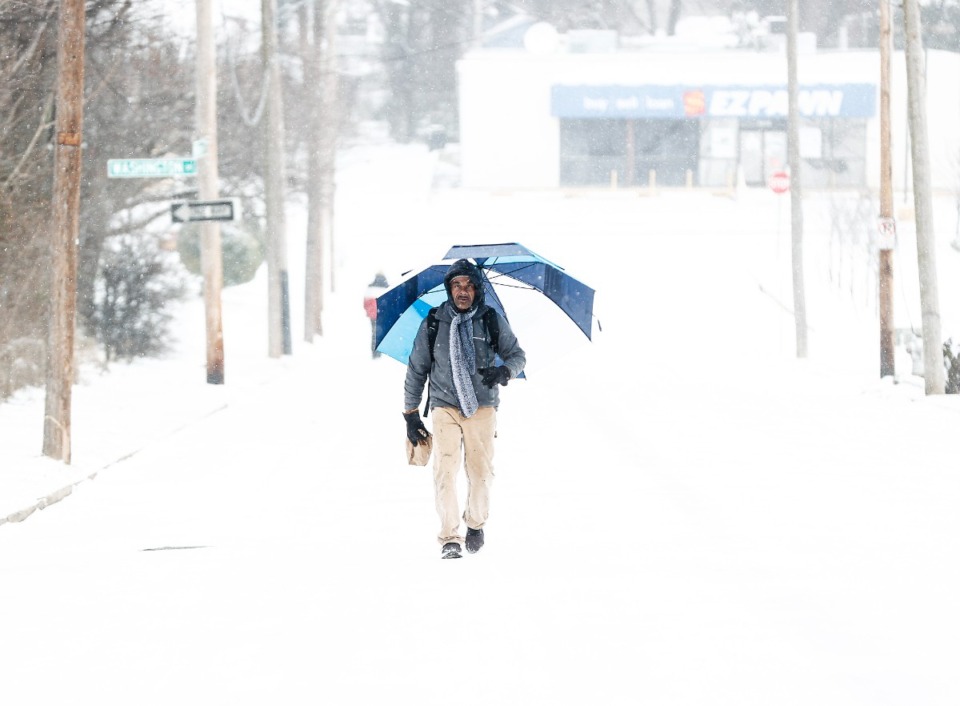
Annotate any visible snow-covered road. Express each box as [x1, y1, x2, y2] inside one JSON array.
[[2, 144, 959, 705]]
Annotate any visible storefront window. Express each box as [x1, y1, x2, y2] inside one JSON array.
[[802, 119, 866, 188], [632, 120, 699, 186], [559, 118, 699, 187], [559, 119, 626, 185]]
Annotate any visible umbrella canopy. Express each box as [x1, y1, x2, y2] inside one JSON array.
[[375, 243, 595, 365]]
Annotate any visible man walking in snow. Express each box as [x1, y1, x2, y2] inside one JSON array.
[[402, 259, 526, 559]]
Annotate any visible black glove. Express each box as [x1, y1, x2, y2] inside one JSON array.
[[479, 366, 510, 388], [403, 410, 430, 446]]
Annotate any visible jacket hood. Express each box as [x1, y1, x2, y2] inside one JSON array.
[[443, 258, 485, 310]]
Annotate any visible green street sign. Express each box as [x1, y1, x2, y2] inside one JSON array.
[[107, 158, 198, 179]]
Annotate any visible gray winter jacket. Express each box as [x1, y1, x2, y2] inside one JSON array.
[[404, 301, 526, 414]]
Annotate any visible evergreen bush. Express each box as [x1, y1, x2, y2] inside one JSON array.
[[88, 235, 188, 362], [176, 220, 264, 287], [944, 339, 960, 394]]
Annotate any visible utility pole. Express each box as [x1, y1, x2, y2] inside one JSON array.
[[262, 0, 292, 356], [43, 0, 86, 463], [878, 0, 896, 378], [786, 0, 807, 358], [196, 0, 225, 384], [903, 0, 945, 394]]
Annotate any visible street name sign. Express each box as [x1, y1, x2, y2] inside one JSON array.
[[107, 158, 198, 179], [171, 199, 239, 223]]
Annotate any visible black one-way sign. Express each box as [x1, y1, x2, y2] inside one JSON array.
[[171, 199, 239, 223]]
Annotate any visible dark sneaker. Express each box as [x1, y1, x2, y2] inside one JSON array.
[[465, 527, 484, 554], [441, 542, 462, 559]]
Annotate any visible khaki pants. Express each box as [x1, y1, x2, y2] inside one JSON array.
[[431, 406, 496, 547]]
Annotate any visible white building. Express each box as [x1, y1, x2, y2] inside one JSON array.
[[457, 29, 960, 193]]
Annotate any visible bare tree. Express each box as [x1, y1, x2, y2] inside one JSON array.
[[301, 0, 341, 339], [368, 0, 470, 141], [263, 0, 292, 357], [1, 1, 153, 364]]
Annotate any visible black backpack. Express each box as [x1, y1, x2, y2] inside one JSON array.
[[422, 306, 501, 416]]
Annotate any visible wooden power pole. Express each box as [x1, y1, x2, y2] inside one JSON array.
[[43, 0, 86, 463], [263, 0, 292, 357], [786, 0, 808, 358], [903, 0, 945, 394], [196, 0, 226, 384], [878, 0, 896, 378]]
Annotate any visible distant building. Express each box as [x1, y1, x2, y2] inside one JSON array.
[[457, 24, 960, 192]]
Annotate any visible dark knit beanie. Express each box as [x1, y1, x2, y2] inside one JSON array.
[[443, 259, 484, 307]]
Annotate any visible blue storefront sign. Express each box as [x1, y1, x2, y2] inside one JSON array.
[[551, 84, 876, 119]]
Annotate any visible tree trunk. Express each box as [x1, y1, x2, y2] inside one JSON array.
[[320, 0, 340, 294], [878, 0, 895, 378], [262, 0, 291, 357], [666, 0, 682, 36], [303, 0, 325, 340]]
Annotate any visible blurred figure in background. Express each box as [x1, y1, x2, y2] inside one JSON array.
[[364, 271, 389, 358]]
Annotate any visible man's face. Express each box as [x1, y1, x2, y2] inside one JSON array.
[[450, 275, 476, 312]]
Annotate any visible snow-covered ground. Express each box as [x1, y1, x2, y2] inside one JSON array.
[[2, 143, 960, 705]]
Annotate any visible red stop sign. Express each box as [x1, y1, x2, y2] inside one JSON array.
[[770, 170, 790, 194]]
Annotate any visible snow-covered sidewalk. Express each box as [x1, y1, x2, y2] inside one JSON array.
[[0, 290, 288, 525]]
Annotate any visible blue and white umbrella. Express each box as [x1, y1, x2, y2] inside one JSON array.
[[374, 243, 596, 366]]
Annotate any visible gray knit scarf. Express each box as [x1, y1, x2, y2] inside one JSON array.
[[449, 304, 479, 417]]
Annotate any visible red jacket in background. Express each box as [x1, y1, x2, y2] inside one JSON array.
[[364, 273, 389, 320]]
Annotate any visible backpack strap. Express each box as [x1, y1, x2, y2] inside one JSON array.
[[483, 307, 500, 357], [426, 307, 440, 360], [423, 308, 440, 417]]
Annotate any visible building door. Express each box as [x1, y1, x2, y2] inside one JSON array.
[[739, 128, 787, 187]]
